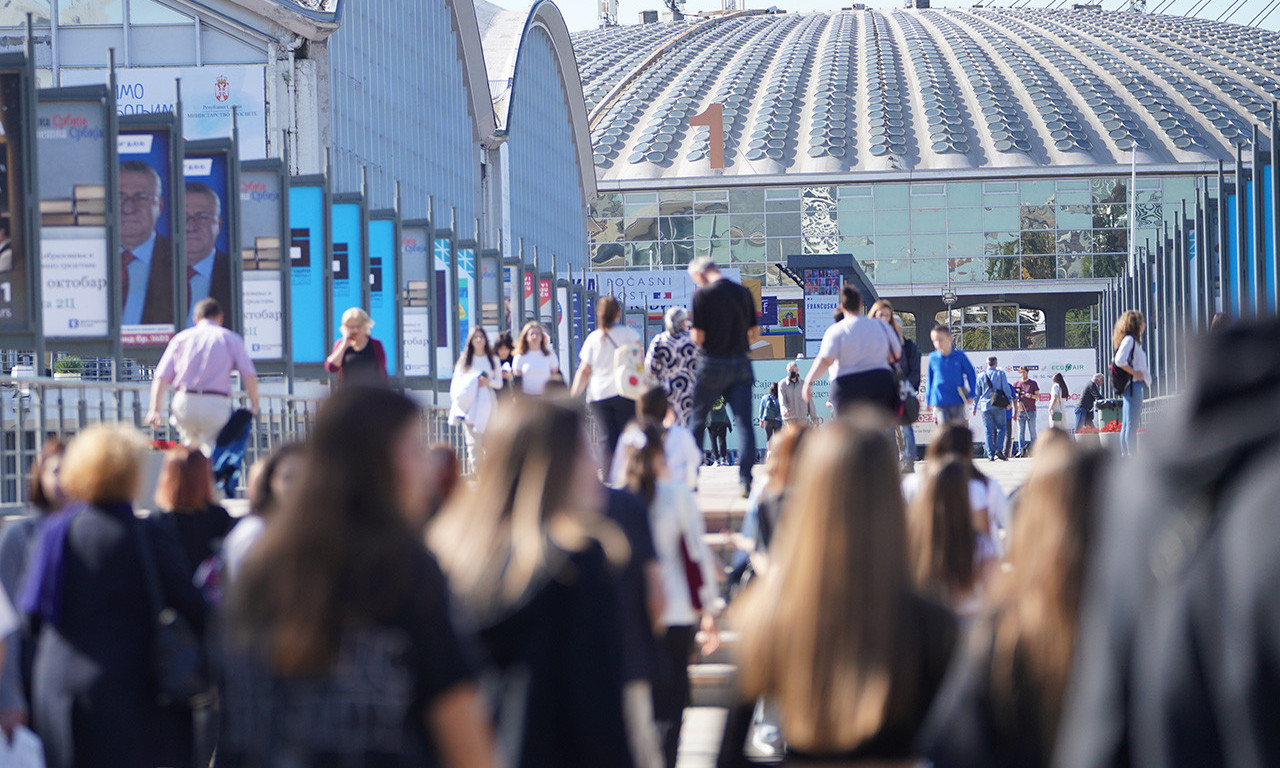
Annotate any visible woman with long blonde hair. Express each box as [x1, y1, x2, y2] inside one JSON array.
[[430, 398, 634, 767], [1111, 310, 1149, 456], [720, 410, 958, 764], [921, 430, 1102, 767], [511, 321, 560, 396]]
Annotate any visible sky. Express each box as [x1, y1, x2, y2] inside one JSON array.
[[486, 0, 1280, 33]]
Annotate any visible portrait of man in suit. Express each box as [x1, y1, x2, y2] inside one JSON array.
[[184, 181, 230, 324], [120, 160, 174, 326]]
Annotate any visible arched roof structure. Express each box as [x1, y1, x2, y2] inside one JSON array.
[[571, 7, 1280, 182]]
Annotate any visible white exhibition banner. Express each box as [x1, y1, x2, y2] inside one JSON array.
[[242, 272, 284, 360], [63, 65, 268, 159], [588, 267, 741, 317], [403, 307, 432, 378], [41, 230, 110, 338], [914, 347, 1101, 444]]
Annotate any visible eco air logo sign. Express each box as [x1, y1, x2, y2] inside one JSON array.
[[214, 76, 230, 103]]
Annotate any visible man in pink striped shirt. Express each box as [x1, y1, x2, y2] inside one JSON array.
[[147, 297, 259, 453]]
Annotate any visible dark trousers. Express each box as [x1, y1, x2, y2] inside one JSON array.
[[690, 355, 756, 483], [762, 419, 781, 445], [653, 624, 697, 768], [832, 368, 898, 415], [708, 424, 729, 461], [591, 395, 636, 471]]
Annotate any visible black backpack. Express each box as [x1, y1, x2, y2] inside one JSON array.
[[1109, 343, 1135, 394], [987, 371, 1011, 409]]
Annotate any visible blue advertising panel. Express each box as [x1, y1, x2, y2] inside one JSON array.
[[434, 236, 453, 373], [368, 216, 396, 376], [182, 150, 233, 327], [1227, 191, 1239, 315], [330, 200, 363, 343], [1263, 165, 1275, 314], [288, 183, 325, 364]]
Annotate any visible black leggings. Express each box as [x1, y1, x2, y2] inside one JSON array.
[[654, 624, 697, 768], [708, 424, 729, 461], [591, 395, 636, 470]]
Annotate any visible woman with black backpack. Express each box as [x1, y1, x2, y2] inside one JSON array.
[[1111, 311, 1149, 456]]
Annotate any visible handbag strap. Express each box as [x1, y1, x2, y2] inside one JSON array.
[[131, 518, 166, 623]]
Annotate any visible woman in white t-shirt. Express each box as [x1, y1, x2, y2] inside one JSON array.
[[1049, 373, 1069, 428], [449, 327, 504, 470], [1112, 310, 1150, 457], [802, 286, 901, 415], [572, 295, 642, 470], [511, 321, 560, 396]]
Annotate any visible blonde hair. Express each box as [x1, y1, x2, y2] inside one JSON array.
[[514, 321, 550, 356], [60, 424, 148, 504], [340, 306, 373, 332], [735, 409, 919, 753], [430, 398, 624, 621], [989, 430, 1099, 753], [1111, 310, 1143, 349], [868, 299, 902, 341]]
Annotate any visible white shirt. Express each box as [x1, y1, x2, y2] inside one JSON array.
[[512, 348, 558, 396], [578, 326, 641, 402], [901, 472, 1009, 557], [648, 480, 719, 627], [220, 514, 265, 583], [1050, 382, 1065, 414], [608, 423, 702, 491], [1114, 335, 1150, 385], [816, 315, 901, 379]]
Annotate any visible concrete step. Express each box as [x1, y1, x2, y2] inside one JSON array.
[[689, 662, 737, 707]]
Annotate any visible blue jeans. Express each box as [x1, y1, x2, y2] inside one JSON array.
[[1017, 411, 1037, 454], [982, 406, 1007, 459], [901, 424, 917, 465], [935, 404, 967, 425], [1120, 380, 1146, 456], [690, 355, 756, 482], [1074, 406, 1092, 433]]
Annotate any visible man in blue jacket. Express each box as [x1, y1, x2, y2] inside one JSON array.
[[974, 355, 1015, 461], [925, 325, 977, 426]]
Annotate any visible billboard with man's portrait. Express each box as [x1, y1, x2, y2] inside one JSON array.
[[0, 64, 30, 333], [118, 126, 177, 344], [183, 151, 233, 326]]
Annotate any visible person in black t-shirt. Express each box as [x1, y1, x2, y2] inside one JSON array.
[[687, 257, 759, 497]]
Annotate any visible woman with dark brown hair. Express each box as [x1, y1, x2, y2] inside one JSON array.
[[720, 409, 958, 765], [906, 424, 1010, 560], [0, 440, 64, 739], [753, 423, 809, 561], [573, 295, 642, 470], [921, 432, 1103, 767], [909, 458, 985, 617], [221, 387, 495, 768], [430, 397, 634, 768], [451, 327, 505, 470], [153, 446, 234, 579], [219, 442, 304, 582]]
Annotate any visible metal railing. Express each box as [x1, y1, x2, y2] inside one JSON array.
[[1, 375, 469, 509]]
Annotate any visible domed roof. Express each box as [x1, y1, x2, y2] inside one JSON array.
[[571, 7, 1280, 181]]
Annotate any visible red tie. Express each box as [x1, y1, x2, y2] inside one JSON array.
[[121, 250, 136, 309]]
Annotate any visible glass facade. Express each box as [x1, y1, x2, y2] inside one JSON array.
[[589, 174, 1200, 287]]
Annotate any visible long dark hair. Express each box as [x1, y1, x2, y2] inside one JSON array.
[[909, 458, 977, 603], [624, 420, 666, 505], [248, 442, 304, 518], [231, 387, 421, 675], [460, 327, 494, 371], [27, 439, 64, 513], [926, 423, 988, 484], [1052, 373, 1069, 399]]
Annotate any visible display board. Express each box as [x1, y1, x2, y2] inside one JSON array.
[[239, 163, 285, 361], [287, 180, 327, 365], [183, 145, 237, 330], [368, 214, 397, 377]]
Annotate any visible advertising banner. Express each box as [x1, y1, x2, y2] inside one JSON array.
[[37, 94, 113, 340], [588, 268, 740, 346], [368, 216, 397, 376], [479, 253, 500, 333], [287, 183, 325, 364], [330, 200, 363, 343], [64, 65, 269, 159], [433, 236, 453, 374], [239, 167, 283, 360], [458, 244, 474, 344], [182, 150, 234, 329], [556, 283, 570, 373], [115, 126, 176, 343], [0, 66, 30, 332], [803, 268, 842, 356], [400, 224, 431, 377], [40, 233, 109, 337], [241, 271, 282, 359]]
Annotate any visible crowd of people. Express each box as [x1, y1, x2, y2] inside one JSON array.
[[5, 254, 1262, 768]]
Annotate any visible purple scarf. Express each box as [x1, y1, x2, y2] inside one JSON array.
[[19, 502, 87, 629]]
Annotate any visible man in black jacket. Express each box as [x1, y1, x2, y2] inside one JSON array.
[[1075, 373, 1104, 433]]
